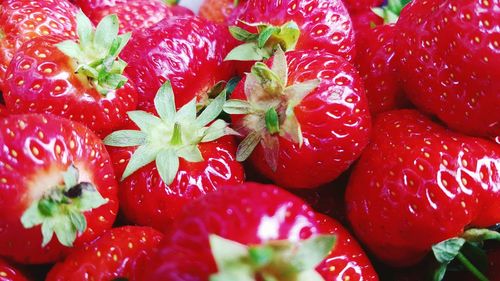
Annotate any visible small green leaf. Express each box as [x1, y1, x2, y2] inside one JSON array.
[[285, 79, 321, 107], [21, 202, 45, 229], [127, 111, 163, 132], [225, 42, 269, 61], [270, 47, 288, 86], [257, 26, 279, 48], [462, 228, 500, 242], [76, 11, 94, 50], [197, 90, 227, 127], [76, 64, 99, 79], [68, 209, 86, 233], [297, 270, 326, 281], [56, 40, 85, 61], [53, 216, 76, 247], [244, 72, 267, 102], [94, 14, 119, 53], [261, 134, 279, 172], [281, 112, 303, 146], [209, 234, 249, 270], [265, 108, 280, 134], [248, 246, 274, 267], [176, 99, 197, 124], [77, 182, 108, 211], [201, 120, 237, 143], [291, 235, 336, 271], [433, 238, 466, 264], [99, 73, 128, 90], [223, 99, 253, 115], [177, 145, 204, 162], [121, 145, 159, 180], [236, 131, 262, 161], [229, 26, 258, 42], [251, 62, 284, 95], [63, 165, 79, 190], [225, 76, 242, 96], [41, 219, 56, 247], [113, 32, 132, 56], [156, 149, 180, 185], [154, 81, 176, 122], [103, 130, 146, 147], [210, 270, 254, 281]]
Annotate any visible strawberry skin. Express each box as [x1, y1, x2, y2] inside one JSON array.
[[120, 16, 236, 111], [0, 259, 29, 281], [344, 0, 384, 14], [0, 105, 8, 118], [140, 183, 377, 280], [78, 0, 193, 33], [354, 24, 408, 115], [395, 0, 500, 138], [0, 114, 118, 264], [346, 110, 500, 266], [230, 0, 356, 62], [200, 0, 244, 23], [46, 226, 163, 281], [230, 50, 371, 188]]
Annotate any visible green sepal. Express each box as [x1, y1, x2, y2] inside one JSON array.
[[372, 0, 412, 24], [56, 11, 131, 95], [163, 0, 179, 5], [20, 166, 108, 247], [105, 81, 236, 184], [223, 99, 253, 115], [225, 42, 270, 61], [236, 131, 263, 162], [265, 108, 280, 134]]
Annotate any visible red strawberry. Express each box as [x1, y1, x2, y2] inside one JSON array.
[[120, 15, 236, 112], [0, 259, 29, 281], [346, 110, 500, 268], [395, 0, 500, 138], [3, 12, 137, 137], [139, 182, 377, 280], [0, 104, 8, 118], [224, 49, 371, 188], [200, 0, 245, 23], [0, 0, 78, 89], [0, 114, 118, 264], [225, 0, 355, 66], [351, 9, 384, 31], [46, 226, 163, 281], [344, 0, 384, 14], [75, 0, 193, 33], [104, 81, 244, 232]]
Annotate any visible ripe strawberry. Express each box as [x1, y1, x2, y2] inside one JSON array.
[[46, 226, 163, 281], [0, 114, 118, 264], [224, 49, 371, 188], [351, 9, 384, 31], [139, 182, 377, 280], [120, 15, 236, 111], [344, 0, 384, 14], [0, 0, 78, 89], [199, 0, 244, 23], [75, 0, 193, 33], [0, 259, 29, 281], [346, 110, 500, 267], [395, 0, 500, 138], [3, 12, 137, 137], [0, 104, 8, 118], [225, 0, 355, 65], [104, 81, 244, 232]]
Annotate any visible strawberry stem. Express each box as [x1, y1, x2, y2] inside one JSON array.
[[265, 108, 280, 134], [456, 252, 489, 281], [170, 123, 182, 145]]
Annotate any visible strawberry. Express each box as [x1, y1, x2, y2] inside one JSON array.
[[0, 0, 78, 89], [343, 0, 384, 14], [346, 110, 500, 269], [224, 48, 371, 188], [46, 226, 163, 281], [120, 15, 236, 111], [104, 81, 244, 232], [3, 12, 137, 137], [0, 104, 8, 118], [0, 259, 29, 281], [225, 0, 355, 65], [395, 0, 500, 138], [353, 0, 411, 115], [200, 0, 245, 23], [0, 114, 118, 264], [139, 182, 377, 280], [75, 0, 193, 33]]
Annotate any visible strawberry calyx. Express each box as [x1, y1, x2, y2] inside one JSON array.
[[163, 0, 180, 5], [225, 21, 300, 61], [223, 48, 320, 171], [56, 11, 131, 95], [20, 165, 108, 247], [104, 81, 238, 185], [432, 228, 500, 281], [371, 0, 411, 24], [209, 234, 336, 281]]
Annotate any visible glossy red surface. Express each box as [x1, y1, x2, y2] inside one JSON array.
[[0, 259, 28, 281], [121, 15, 236, 111], [346, 110, 500, 266], [3, 36, 138, 136], [0, 114, 118, 264], [0, 0, 78, 88], [107, 136, 245, 232], [395, 0, 500, 138], [230, 0, 356, 62], [46, 226, 163, 281], [231, 50, 371, 188]]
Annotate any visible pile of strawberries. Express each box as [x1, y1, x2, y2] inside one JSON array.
[[0, 0, 498, 280]]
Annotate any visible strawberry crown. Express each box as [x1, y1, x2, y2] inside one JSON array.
[[225, 21, 300, 61], [209, 234, 336, 281], [223, 48, 320, 171], [372, 0, 412, 24], [56, 11, 131, 94], [104, 81, 238, 185], [21, 165, 108, 247]]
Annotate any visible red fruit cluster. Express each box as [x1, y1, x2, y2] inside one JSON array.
[[0, 0, 497, 280]]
